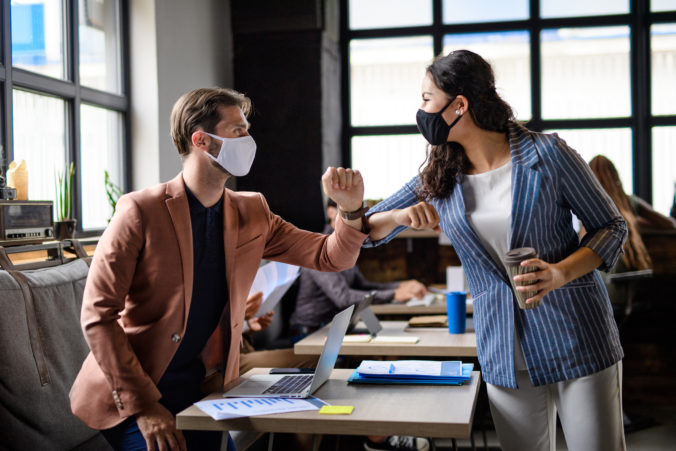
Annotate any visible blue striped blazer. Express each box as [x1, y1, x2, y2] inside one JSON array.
[[365, 123, 627, 388]]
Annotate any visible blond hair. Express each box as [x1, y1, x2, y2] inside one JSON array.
[[170, 87, 251, 156]]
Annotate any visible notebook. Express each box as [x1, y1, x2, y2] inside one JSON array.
[[223, 304, 354, 398]]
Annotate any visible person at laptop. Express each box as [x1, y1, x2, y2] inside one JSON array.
[[70, 87, 369, 451], [289, 199, 427, 340]]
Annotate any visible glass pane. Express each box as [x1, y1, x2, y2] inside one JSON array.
[[79, 0, 122, 93], [80, 104, 124, 230], [545, 128, 633, 192], [651, 24, 676, 115], [651, 0, 676, 12], [350, 36, 433, 126], [541, 0, 628, 18], [11, 0, 66, 79], [652, 127, 676, 216], [541, 27, 630, 119], [351, 134, 428, 201], [443, 0, 529, 24], [443, 31, 531, 120], [349, 0, 432, 30], [12, 89, 67, 215]]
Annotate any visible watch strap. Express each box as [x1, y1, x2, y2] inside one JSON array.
[[339, 203, 369, 221]]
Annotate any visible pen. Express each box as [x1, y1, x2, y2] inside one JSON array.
[[428, 287, 447, 295]]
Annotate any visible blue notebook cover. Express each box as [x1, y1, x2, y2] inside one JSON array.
[[357, 361, 470, 380], [349, 363, 473, 385]]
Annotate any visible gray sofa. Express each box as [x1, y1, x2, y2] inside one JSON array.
[[0, 258, 112, 451]]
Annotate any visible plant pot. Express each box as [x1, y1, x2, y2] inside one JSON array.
[[54, 219, 77, 241]]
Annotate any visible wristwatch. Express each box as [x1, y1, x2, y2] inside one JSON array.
[[339, 202, 370, 221]]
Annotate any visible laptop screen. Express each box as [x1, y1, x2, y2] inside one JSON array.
[[307, 304, 354, 393]]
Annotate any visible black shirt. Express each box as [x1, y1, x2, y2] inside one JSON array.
[[158, 185, 228, 396]]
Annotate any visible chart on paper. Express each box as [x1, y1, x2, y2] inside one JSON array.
[[195, 397, 320, 420]]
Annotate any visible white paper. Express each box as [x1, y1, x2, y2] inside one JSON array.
[[406, 293, 437, 307], [195, 397, 320, 420], [446, 266, 467, 292], [249, 261, 300, 317], [355, 361, 393, 374]]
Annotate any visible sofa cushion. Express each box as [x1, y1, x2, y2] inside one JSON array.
[[0, 259, 111, 450]]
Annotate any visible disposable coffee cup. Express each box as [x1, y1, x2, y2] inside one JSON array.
[[446, 291, 467, 334], [503, 247, 541, 309]]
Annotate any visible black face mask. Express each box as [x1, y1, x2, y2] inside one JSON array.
[[416, 98, 463, 145]]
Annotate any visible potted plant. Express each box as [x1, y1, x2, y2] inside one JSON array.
[[104, 170, 123, 223], [54, 162, 76, 241]]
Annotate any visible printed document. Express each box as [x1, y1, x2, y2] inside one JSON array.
[[195, 397, 320, 421], [249, 261, 300, 317]]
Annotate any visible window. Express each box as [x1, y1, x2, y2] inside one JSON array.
[[2, 0, 128, 234], [341, 0, 676, 214]]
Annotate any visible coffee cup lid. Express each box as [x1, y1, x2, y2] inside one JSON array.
[[503, 247, 537, 264]]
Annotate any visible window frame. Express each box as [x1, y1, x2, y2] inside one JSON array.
[[340, 0, 676, 205], [0, 0, 130, 236]]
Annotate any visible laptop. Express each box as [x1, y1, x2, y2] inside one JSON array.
[[347, 291, 382, 336], [223, 304, 354, 398]]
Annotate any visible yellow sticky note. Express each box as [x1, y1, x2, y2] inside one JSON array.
[[319, 405, 354, 415]]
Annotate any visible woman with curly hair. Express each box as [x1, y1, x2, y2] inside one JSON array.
[[362, 50, 628, 451]]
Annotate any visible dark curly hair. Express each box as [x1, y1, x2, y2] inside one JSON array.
[[417, 50, 515, 201]]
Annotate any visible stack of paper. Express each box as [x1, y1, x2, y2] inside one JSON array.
[[347, 360, 473, 385]]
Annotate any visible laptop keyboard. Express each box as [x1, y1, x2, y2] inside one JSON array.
[[263, 375, 314, 395]]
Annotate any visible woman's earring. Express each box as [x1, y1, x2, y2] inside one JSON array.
[[455, 109, 461, 115]]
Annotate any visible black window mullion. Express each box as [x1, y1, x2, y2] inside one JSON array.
[[2, 0, 12, 169], [631, 0, 652, 202], [529, 0, 542, 131], [80, 87, 128, 111], [11, 69, 77, 98], [120, 0, 131, 194], [432, 0, 443, 56], [68, 0, 83, 228], [340, 0, 351, 167]]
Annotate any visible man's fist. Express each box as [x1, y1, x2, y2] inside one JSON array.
[[321, 167, 364, 213]]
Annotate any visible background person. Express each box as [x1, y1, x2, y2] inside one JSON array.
[[364, 50, 628, 451]]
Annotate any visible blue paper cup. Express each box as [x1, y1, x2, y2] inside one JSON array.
[[446, 291, 467, 334]]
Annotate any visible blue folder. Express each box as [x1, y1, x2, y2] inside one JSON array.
[[348, 363, 474, 385]]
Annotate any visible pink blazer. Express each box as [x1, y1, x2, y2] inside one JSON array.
[[70, 173, 366, 429]]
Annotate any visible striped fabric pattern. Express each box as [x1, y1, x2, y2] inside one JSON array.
[[364, 123, 628, 388]]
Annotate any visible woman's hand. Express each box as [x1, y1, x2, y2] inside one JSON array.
[[392, 202, 441, 232], [512, 259, 567, 305]]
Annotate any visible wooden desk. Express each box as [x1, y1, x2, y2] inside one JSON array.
[[371, 298, 473, 316], [294, 321, 477, 357], [176, 368, 481, 439]]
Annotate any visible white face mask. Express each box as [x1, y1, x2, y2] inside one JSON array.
[[203, 132, 257, 177]]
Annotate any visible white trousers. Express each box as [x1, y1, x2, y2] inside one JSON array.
[[486, 361, 626, 451]]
